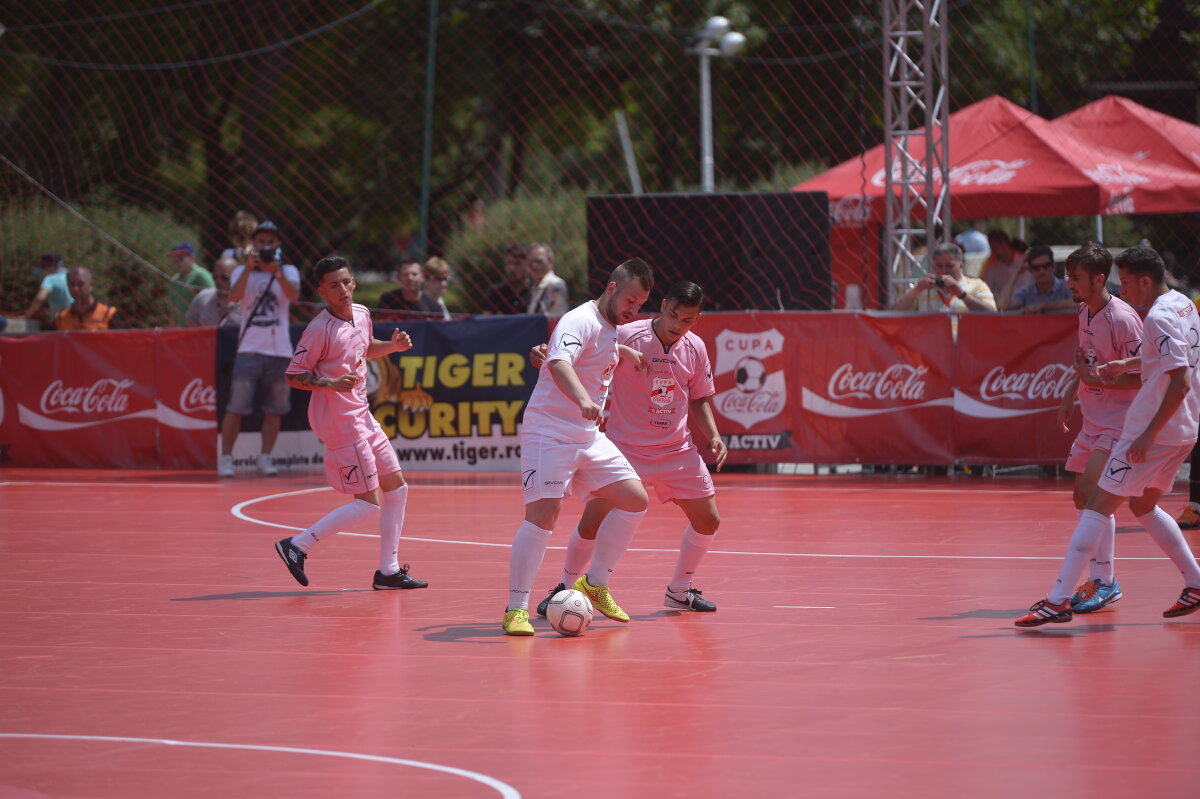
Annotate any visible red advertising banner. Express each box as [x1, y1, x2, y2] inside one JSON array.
[[0, 330, 216, 469], [691, 312, 956, 465], [953, 313, 1079, 465]]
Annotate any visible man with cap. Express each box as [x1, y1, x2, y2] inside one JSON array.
[[220, 220, 302, 478], [167, 241, 215, 325], [22, 253, 72, 324]]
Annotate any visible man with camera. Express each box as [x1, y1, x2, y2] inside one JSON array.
[[219, 220, 301, 478], [891, 242, 997, 313]]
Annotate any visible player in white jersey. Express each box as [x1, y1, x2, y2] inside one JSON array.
[[1017, 246, 1200, 626], [274, 256, 428, 591], [502, 259, 654, 636], [1054, 243, 1143, 613], [531, 281, 728, 615]]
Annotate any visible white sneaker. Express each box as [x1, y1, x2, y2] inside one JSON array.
[[218, 454, 235, 478], [256, 453, 278, 475]]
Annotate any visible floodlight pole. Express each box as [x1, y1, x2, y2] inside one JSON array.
[[700, 48, 715, 192]]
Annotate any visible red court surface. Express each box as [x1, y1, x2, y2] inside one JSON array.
[[2, 468, 1199, 798]]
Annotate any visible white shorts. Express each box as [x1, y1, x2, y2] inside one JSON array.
[[520, 430, 639, 503], [1066, 429, 1119, 473], [323, 427, 401, 495], [1096, 439, 1192, 498], [600, 444, 714, 504]]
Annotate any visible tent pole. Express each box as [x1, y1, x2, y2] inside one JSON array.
[[1095, 215, 1103, 243]]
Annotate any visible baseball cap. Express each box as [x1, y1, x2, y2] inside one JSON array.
[[40, 252, 63, 264], [169, 242, 195, 256], [253, 220, 281, 237]]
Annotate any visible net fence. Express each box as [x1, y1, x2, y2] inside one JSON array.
[[1, 0, 1197, 329]]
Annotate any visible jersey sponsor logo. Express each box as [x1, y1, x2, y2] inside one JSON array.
[[1105, 457, 1131, 483], [650, 377, 676, 407]]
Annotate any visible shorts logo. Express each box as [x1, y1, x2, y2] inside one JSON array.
[[522, 469, 537, 490], [340, 465, 360, 485], [1106, 457, 1131, 483]]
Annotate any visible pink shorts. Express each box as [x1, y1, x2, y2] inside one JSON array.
[[1066, 428, 1119, 473], [1096, 439, 1192, 498], [611, 444, 714, 504], [323, 427, 401, 496]]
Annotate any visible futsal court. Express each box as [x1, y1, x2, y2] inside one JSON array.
[[2, 467, 1198, 798]]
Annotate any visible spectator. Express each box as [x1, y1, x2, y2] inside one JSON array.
[[219, 220, 301, 478], [1005, 245, 1076, 314], [956, 221, 990, 254], [891, 242, 997, 312], [526, 241, 570, 315], [221, 210, 258, 263], [483, 245, 531, 315], [981, 230, 1032, 308], [22, 253, 72, 323], [378, 258, 439, 314], [186, 256, 242, 328], [421, 257, 453, 320], [55, 266, 126, 330], [167, 242, 215, 325]]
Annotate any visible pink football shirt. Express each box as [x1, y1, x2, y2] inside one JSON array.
[[605, 318, 715, 452], [1077, 296, 1142, 436], [287, 304, 377, 449]]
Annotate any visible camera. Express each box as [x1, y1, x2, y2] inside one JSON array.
[[258, 247, 280, 263], [933, 276, 947, 288]]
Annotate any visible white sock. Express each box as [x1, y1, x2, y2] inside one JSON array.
[[1089, 514, 1117, 584], [508, 521, 552, 610], [378, 484, 408, 574], [1049, 510, 1108, 603], [1136, 506, 1200, 587], [292, 499, 379, 553], [668, 525, 715, 594], [587, 508, 646, 586], [559, 528, 597, 588]]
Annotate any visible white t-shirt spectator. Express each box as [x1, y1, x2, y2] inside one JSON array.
[[230, 264, 301, 358]]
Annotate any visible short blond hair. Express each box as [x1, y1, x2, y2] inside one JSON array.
[[423, 257, 451, 279]]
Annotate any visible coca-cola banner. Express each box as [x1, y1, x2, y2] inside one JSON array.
[[953, 313, 1079, 464], [0, 330, 216, 469], [690, 312, 956, 465]]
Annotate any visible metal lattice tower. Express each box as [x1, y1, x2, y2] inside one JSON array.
[[882, 0, 950, 302]]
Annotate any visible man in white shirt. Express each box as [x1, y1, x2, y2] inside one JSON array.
[[219, 220, 301, 478], [502, 258, 653, 636], [526, 241, 570, 315]]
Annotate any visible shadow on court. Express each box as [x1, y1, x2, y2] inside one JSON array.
[[172, 590, 369, 601]]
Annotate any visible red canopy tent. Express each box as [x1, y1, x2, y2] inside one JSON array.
[[794, 95, 1200, 307]]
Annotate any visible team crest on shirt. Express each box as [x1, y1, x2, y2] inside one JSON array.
[[650, 377, 676, 407]]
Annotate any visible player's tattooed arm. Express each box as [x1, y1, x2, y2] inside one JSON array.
[[285, 371, 358, 392]]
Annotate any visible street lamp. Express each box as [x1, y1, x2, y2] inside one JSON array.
[[690, 16, 746, 192]]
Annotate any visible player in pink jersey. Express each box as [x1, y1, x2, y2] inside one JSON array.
[[1017, 246, 1200, 626], [531, 281, 728, 615], [1054, 243, 1143, 613], [502, 259, 653, 636], [274, 256, 428, 591]]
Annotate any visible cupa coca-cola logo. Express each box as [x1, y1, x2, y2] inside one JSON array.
[[180, 378, 217, 413], [980, 364, 1073, 401], [828, 363, 928, 401], [40, 378, 134, 415]]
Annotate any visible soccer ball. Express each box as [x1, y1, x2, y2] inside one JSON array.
[[545, 589, 594, 636], [735, 356, 766, 393]]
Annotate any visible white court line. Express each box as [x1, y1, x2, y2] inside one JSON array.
[[230, 487, 1177, 561], [775, 605, 836, 609], [0, 733, 521, 798]]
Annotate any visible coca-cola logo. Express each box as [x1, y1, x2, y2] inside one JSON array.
[[829, 195, 871, 228], [1084, 163, 1149, 185], [828, 363, 928, 402], [980, 364, 1073, 402], [871, 158, 1030, 188], [180, 378, 217, 413], [715, 389, 785, 418], [40, 378, 134, 416]]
